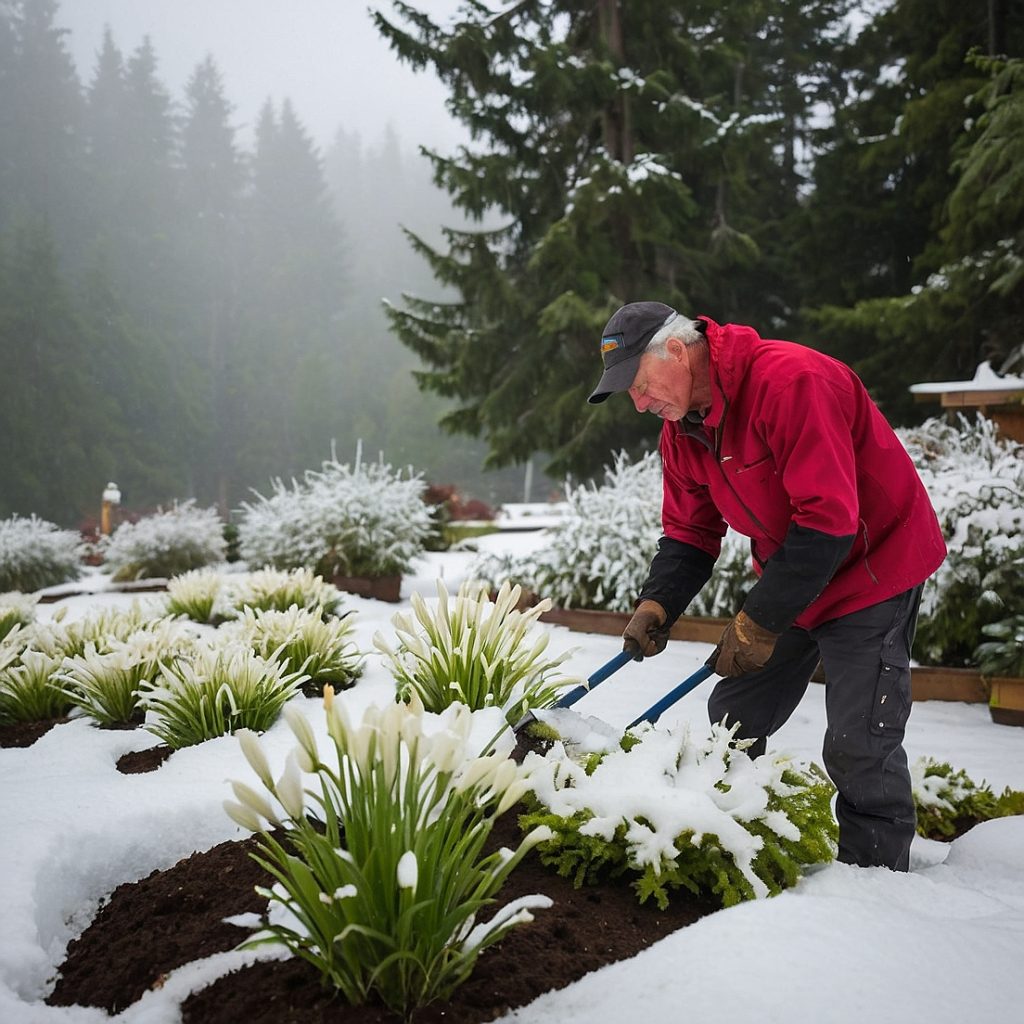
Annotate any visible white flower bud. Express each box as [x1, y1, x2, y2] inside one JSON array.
[[274, 752, 305, 820], [223, 799, 262, 833], [237, 729, 273, 788], [496, 778, 532, 816], [284, 704, 318, 768], [397, 850, 418, 890], [230, 780, 280, 826]]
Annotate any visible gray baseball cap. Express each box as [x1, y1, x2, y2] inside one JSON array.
[[588, 302, 677, 404]]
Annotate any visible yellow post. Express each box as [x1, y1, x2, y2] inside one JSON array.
[[101, 482, 121, 535]]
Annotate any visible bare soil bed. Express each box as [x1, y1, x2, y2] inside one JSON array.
[[47, 812, 716, 1023]]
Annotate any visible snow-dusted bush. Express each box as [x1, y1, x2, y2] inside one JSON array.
[[0, 645, 69, 724], [102, 502, 227, 581], [238, 454, 433, 579], [911, 757, 1024, 839], [230, 605, 363, 696], [374, 580, 578, 724], [0, 592, 38, 641], [31, 603, 155, 660], [164, 568, 229, 624], [0, 515, 82, 592], [56, 619, 196, 726], [901, 414, 1024, 667], [138, 643, 305, 749], [227, 567, 343, 618], [473, 451, 753, 615], [521, 720, 836, 908], [227, 695, 552, 1017]]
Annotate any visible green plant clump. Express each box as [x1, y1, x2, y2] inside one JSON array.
[[975, 614, 1024, 678], [911, 757, 1024, 839], [520, 722, 837, 909], [0, 593, 38, 641], [229, 568, 343, 618], [0, 643, 70, 724], [226, 695, 552, 1019], [165, 568, 227, 624], [374, 579, 578, 724], [139, 643, 305, 748]]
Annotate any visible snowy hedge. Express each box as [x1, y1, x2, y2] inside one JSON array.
[[237, 454, 433, 579], [473, 451, 751, 615], [901, 415, 1024, 668], [101, 502, 227, 581], [521, 719, 837, 908], [0, 515, 83, 593]]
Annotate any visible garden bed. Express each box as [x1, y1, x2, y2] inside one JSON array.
[[330, 572, 403, 603], [48, 811, 714, 1023]]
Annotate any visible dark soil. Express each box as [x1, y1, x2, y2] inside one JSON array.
[[0, 716, 68, 747], [116, 744, 175, 774], [48, 813, 716, 1023]]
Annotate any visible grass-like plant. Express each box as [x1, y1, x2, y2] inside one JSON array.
[[225, 693, 553, 1018], [232, 605, 363, 696], [228, 568, 343, 618], [0, 646, 71, 724], [56, 620, 196, 727], [911, 757, 1024, 839], [373, 580, 578, 724], [138, 643, 306, 749], [31, 604, 154, 661], [0, 514, 83, 593], [0, 592, 38, 641], [519, 720, 837, 908], [165, 568, 228, 624]]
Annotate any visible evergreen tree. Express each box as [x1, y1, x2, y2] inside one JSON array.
[[372, 0, 851, 478]]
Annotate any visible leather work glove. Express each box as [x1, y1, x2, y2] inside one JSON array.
[[622, 600, 670, 660], [711, 610, 780, 677]]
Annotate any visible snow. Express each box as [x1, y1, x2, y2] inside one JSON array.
[[909, 360, 1024, 395], [2, 531, 1023, 1023]]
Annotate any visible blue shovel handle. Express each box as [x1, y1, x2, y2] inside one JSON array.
[[554, 649, 635, 710], [627, 664, 715, 729]]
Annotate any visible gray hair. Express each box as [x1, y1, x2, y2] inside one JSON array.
[[646, 314, 706, 358]]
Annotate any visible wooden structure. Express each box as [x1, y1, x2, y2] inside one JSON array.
[[910, 361, 1024, 442]]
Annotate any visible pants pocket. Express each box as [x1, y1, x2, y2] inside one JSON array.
[[868, 592, 916, 738]]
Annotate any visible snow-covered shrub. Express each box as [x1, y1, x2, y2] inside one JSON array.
[[230, 605, 363, 697], [901, 415, 1024, 667], [0, 515, 82, 592], [164, 568, 229, 624], [138, 643, 305, 749], [472, 451, 754, 615], [226, 695, 552, 1017], [0, 645, 69, 724], [56, 619, 196, 726], [975, 615, 1024, 677], [237, 454, 433, 579], [227, 567, 343, 618], [373, 580, 578, 724], [911, 757, 1024, 839], [0, 592, 38, 641], [102, 501, 227, 581], [520, 720, 837, 908]]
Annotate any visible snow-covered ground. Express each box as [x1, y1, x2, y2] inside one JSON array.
[[1, 529, 1022, 1024]]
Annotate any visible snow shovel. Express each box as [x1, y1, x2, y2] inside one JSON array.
[[513, 649, 634, 734], [626, 664, 715, 729]]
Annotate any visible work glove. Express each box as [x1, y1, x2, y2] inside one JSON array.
[[710, 610, 780, 677], [622, 600, 670, 660]]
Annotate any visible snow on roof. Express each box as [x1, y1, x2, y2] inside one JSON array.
[[909, 360, 1024, 395]]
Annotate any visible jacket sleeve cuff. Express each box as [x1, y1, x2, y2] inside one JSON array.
[[637, 537, 716, 625], [742, 523, 855, 633]]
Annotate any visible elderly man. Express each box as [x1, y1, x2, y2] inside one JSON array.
[[589, 301, 946, 871]]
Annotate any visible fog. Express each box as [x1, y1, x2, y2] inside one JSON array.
[[60, 0, 468, 153]]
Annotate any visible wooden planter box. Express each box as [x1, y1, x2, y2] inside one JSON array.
[[535, 604, 1010, 706], [989, 676, 1024, 727], [331, 573, 402, 603]]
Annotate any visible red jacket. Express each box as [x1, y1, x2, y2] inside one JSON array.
[[659, 318, 946, 629]]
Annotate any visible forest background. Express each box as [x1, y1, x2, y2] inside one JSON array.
[[1, 0, 1022, 527]]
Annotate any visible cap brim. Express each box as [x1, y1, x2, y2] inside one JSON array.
[[587, 352, 642, 404]]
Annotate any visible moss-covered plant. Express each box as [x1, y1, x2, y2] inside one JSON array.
[[226, 695, 552, 1019], [374, 580, 578, 724], [0, 515, 83, 593], [911, 757, 1024, 839], [520, 720, 837, 909]]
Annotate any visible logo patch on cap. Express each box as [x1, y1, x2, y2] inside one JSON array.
[[601, 333, 623, 355]]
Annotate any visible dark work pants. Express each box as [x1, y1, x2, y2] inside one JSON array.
[[707, 586, 923, 871]]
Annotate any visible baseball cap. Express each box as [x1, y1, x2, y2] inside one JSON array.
[[587, 302, 677, 404]]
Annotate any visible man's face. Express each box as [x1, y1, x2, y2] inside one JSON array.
[[628, 347, 692, 420]]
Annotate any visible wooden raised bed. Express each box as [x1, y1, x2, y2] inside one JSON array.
[[330, 573, 402, 603], [536, 605, 1003, 705]]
